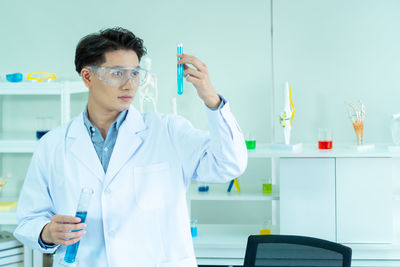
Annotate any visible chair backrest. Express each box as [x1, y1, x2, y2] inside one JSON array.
[[243, 235, 352, 267]]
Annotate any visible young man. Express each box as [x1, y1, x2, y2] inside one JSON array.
[[14, 27, 247, 267]]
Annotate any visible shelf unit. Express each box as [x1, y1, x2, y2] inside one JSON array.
[[189, 143, 400, 266], [0, 81, 87, 126], [0, 133, 38, 153], [0, 81, 88, 267], [187, 145, 280, 266]]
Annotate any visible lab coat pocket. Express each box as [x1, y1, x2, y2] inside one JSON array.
[[156, 257, 197, 267], [133, 162, 171, 210]]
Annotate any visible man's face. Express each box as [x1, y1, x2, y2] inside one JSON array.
[[87, 49, 140, 113]]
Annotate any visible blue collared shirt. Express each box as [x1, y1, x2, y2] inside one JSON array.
[[82, 108, 128, 173]]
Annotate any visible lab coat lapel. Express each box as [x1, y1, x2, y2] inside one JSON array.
[[69, 114, 105, 181], [105, 106, 146, 186]]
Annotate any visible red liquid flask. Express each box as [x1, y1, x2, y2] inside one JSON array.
[[318, 140, 333, 149]]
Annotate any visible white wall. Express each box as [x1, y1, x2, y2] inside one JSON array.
[[273, 0, 400, 144]]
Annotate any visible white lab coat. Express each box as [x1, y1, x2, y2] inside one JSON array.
[[14, 102, 247, 267]]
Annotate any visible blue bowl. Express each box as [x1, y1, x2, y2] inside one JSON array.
[[6, 73, 23, 83]]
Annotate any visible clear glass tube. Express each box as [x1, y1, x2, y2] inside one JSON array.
[[177, 42, 183, 95], [60, 187, 94, 266]]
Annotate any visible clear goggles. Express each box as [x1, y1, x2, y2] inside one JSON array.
[[87, 66, 148, 87]]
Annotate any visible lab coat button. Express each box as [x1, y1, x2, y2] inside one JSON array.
[[104, 147, 108, 152], [105, 188, 111, 194]]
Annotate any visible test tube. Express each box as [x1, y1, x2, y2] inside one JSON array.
[[62, 187, 94, 265], [177, 42, 183, 95]]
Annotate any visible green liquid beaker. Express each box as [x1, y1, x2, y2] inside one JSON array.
[[262, 178, 272, 194], [245, 140, 256, 150]]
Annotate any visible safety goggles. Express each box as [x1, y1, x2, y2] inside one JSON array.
[[87, 66, 148, 87]]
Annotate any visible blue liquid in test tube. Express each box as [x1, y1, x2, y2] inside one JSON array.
[[177, 42, 183, 95], [64, 211, 88, 263], [190, 226, 198, 237], [190, 219, 198, 238], [62, 188, 93, 266]]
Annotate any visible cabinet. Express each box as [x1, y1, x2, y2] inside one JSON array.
[[280, 158, 336, 241], [191, 144, 400, 266], [280, 156, 393, 244], [336, 158, 392, 244], [0, 81, 87, 267]]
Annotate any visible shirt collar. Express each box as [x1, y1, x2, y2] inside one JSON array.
[[83, 105, 128, 134]]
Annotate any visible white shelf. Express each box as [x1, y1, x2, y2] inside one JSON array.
[[66, 81, 89, 94], [193, 224, 278, 248], [0, 81, 87, 95], [193, 224, 278, 262], [0, 133, 38, 153], [196, 258, 244, 265], [350, 244, 400, 260], [0, 209, 18, 224], [0, 141, 37, 153], [188, 183, 279, 201], [248, 143, 400, 158]]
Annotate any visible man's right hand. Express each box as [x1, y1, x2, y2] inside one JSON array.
[[40, 215, 87, 246]]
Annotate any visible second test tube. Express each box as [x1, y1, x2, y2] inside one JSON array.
[[62, 187, 94, 265]]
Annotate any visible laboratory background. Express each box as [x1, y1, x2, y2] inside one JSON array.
[[1, 0, 400, 266]]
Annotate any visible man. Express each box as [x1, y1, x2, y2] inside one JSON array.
[[14, 27, 247, 267]]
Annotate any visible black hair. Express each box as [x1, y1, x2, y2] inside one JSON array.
[[74, 27, 147, 74]]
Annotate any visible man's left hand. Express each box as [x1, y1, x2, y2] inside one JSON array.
[[178, 53, 221, 109]]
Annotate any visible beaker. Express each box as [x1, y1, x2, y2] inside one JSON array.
[[190, 219, 198, 238], [245, 132, 256, 150], [260, 220, 272, 235], [36, 117, 53, 140], [262, 178, 272, 194], [318, 128, 333, 149]]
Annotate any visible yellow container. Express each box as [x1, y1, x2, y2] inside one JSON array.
[[260, 229, 271, 235]]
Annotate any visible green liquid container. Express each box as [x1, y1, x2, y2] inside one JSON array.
[[245, 140, 256, 150], [263, 183, 272, 194]]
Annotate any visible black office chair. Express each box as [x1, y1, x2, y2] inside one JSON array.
[[243, 235, 352, 267]]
